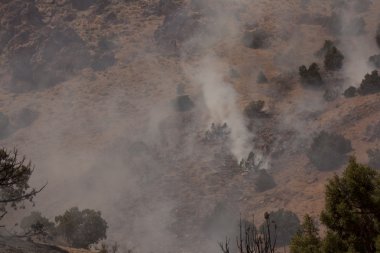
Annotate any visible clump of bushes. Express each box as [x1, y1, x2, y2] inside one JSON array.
[[239, 151, 263, 171], [299, 63, 323, 86], [367, 148, 380, 169], [254, 170, 276, 192], [243, 29, 270, 49], [307, 131, 352, 171], [343, 70, 380, 97], [260, 209, 300, 247], [55, 207, 108, 249], [324, 46, 344, 71], [20, 207, 108, 249], [244, 100, 268, 119], [174, 95, 194, 112]]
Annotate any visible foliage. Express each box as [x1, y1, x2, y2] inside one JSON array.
[[290, 215, 321, 253], [261, 209, 300, 247], [55, 207, 108, 249], [367, 149, 380, 169], [299, 63, 323, 86], [320, 158, 380, 253], [307, 131, 352, 171], [244, 101, 267, 119], [358, 70, 380, 95], [324, 46, 344, 71], [219, 213, 276, 253], [0, 148, 45, 220], [20, 211, 55, 236]]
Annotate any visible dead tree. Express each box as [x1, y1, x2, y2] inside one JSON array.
[[219, 213, 277, 253]]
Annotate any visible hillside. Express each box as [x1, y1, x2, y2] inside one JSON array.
[[0, 0, 380, 252]]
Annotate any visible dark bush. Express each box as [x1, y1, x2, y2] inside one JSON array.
[[299, 63, 323, 86], [91, 53, 116, 71], [343, 86, 357, 98], [157, 0, 183, 15], [367, 149, 380, 169], [324, 46, 344, 71], [243, 29, 270, 49], [259, 209, 300, 247], [257, 71, 268, 84], [369, 54, 380, 69], [254, 170, 276, 192], [239, 151, 263, 171], [357, 70, 380, 95], [174, 95, 194, 112], [20, 211, 56, 240], [244, 100, 267, 119], [307, 131, 352, 171], [55, 207, 108, 249]]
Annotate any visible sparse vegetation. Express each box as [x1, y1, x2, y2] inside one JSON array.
[[324, 46, 344, 71], [260, 209, 300, 247], [299, 63, 323, 86], [244, 100, 268, 119], [243, 29, 270, 49], [219, 213, 277, 253], [254, 170, 276, 192], [204, 123, 230, 142], [307, 131, 352, 171]]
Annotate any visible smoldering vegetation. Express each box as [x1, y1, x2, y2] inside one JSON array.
[[1, 0, 380, 252]]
